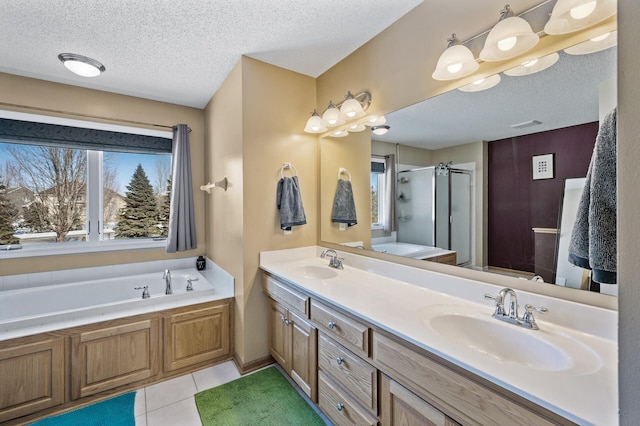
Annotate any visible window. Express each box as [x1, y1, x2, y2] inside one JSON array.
[[371, 159, 386, 229], [0, 114, 172, 256]]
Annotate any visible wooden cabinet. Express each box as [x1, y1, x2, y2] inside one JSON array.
[[163, 302, 231, 372], [318, 371, 378, 426], [0, 337, 65, 423], [380, 373, 460, 426], [310, 299, 369, 358], [71, 318, 160, 400], [264, 276, 317, 403]]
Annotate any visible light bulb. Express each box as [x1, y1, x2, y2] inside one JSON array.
[[473, 78, 485, 85], [522, 59, 538, 67], [447, 63, 463, 74], [570, 1, 597, 19], [497, 36, 517, 52], [591, 32, 610, 42]]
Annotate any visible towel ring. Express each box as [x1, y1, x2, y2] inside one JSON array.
[[280, 162, 298, 178], [338, 168, 351, 181]]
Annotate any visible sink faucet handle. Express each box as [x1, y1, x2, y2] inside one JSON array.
[[134, 285, 150, 299], [524, 304, 549, 315], [522, 304, 549, 329], [484, 293, 506, 316]]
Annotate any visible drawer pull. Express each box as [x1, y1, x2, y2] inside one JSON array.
[[281, 316, 291, 326], [336, 402, 344, 411], [336, 356, 344, 365], [327, 321, 337, 329]]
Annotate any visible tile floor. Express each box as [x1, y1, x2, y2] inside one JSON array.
[[133, 360, 330, 426]]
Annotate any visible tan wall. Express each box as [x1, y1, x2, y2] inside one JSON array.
[[205, 57, 317, 364], [0, 73, 206, 275], [320, 132, 371, 248], [617, 1, 640, 422]]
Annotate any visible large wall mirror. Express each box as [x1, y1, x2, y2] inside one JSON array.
[[320, 28, 617, 304]]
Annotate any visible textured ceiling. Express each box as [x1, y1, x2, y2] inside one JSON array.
[[0, 0, 422, 108]]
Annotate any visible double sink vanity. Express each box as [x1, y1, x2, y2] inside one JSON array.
[[260, 246, 617, 425]]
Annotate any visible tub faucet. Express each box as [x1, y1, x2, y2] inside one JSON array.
[[163, 269, 172, 295]]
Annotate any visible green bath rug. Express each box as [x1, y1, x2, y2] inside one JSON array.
[[29, 391, 135, 425], [195, 366, 325, 426]]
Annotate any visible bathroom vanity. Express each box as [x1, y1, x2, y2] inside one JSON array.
[[260, 246, 617, 425]]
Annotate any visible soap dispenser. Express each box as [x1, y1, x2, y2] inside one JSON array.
[[196, 255, 206, 271]]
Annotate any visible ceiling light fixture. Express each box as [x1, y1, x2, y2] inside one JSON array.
[[564, 30, 617, 55], [458, 74, 501, 92], [479, 5, 539, 62], [504, 52, 560, 76], [432, 34, 479, 81], [544, 0, 616, 35], [58, 53, 105, 77], [371, 125, 390, 136]]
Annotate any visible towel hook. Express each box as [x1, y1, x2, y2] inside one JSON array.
[[280, 162, 298, 179], [200, 177, 228, 193], [338, 168, 351, 181]]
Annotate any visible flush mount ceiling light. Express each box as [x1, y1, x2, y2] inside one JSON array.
[[504, 52, 560, 76], [432, 34, 479, 81], [544, 0, 616, 35], [564, 30, 617, 54], [371, 125, 390, 136], [479, 5, 539, 62], [58, 53, 105, 77], [458, 74, 501, 92], [304, 109, 327, 133]]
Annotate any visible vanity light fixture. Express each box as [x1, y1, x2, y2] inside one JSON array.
[[432, 34, 479, 81], [321, 101, 345, 127], [58, 53, 106, 77], [504, 52, 560, 76], [371, 125, 390, 136], [348, 123, 367, 132], [479, 5, 539, 62], [564, 30, 617, 55], [458, 74, 501, 92], [339, 91, 367, 120], [330, 129, 349, 138], [304, 109, 327, 133], [365, 115, 387, 127], [544, 0, 617, 35]]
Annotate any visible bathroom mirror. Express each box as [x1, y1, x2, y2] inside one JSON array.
[[319, 41, 617, 299]]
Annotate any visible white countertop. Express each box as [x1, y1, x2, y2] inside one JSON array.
[[260, 246, 618, 426]]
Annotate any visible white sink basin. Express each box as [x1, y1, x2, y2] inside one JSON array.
[[419, 305, 602, 375], [291, 265, 338, 280]]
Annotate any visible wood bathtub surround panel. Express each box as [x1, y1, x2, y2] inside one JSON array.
[[163, 303, 231, 372], [0, 338, 65, 423], [318, 333, 377, 414], [288, 309, 317, 402], [425, 252, 457, 266], [310, 299, 370, 358], [318, 371, 378, 426], [264, 275, 309, 316], [372, 331, 569, 426], [380, 373, 461, 426], [71, 318, 160, 400]]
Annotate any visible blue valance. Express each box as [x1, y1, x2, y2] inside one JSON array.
[[0, 118, 172, 154]]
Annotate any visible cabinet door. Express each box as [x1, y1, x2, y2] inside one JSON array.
[[380, 374, 459, 426], [71, 319, 159, 399], [0, 338, 64, 423], [289, 309, 317, 402], [268, 299, 291, 372], [164, 302, 231, 372]]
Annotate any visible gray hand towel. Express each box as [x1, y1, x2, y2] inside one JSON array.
[[568, 108, 616, 284], [331, 179, 357, 226], [276, 176, 307, 231]]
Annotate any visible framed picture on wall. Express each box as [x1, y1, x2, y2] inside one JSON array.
[[532, 153, 554, 180]]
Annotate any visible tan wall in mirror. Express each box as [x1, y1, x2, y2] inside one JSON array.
[[371, 141, 434, 168], [320, 132, 371, 247], [0, 72, 206, 276], [206, 57, 318, 364], [432, 142, 487, 268]]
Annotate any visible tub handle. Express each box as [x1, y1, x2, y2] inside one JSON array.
[[134, 286, 150, 299], [187, 277, 199, 292]]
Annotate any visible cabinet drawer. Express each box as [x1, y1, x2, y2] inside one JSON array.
[[263, 275, 309, 316], [318, 333, 377, 414], [318, 371, 378, 426], [311, 299, 369, 357], [372, 331, 558, 426]]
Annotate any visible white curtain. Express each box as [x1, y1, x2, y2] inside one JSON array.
[[166, 124, 197, 252]]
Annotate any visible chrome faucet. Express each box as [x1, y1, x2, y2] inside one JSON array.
[[163, 269, 172, 295], [320, 249, 344, 269], [484, 288, 548, 330]]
